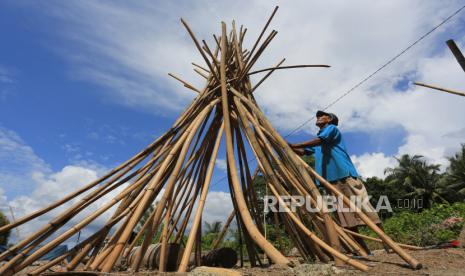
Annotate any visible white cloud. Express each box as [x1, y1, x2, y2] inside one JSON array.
[[0, 127, 50, 197], [6, 164, 131, 245], [351, 152, 397, 179], [0, 66, 14, 84], [202, 191, 233, 224], [0, 127, 126, 245], [0, 65, 16, 101], [215, 158, 227, 171]]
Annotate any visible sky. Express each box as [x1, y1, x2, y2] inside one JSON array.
[[1, 0, 465, 244]]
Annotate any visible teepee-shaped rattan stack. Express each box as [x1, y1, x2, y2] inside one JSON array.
[[0, 7, 422, 275]]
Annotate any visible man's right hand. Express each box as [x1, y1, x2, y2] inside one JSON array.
[[287, 143, 305, 155]]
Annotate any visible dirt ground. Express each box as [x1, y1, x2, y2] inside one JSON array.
[[11, 248, 465, 276], [234, 248, 465, 276]]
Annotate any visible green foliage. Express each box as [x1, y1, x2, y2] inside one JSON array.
[[137, 204, 155, 230], [384, 154, 447, 209], [301, 154, 315, 169], [201, 232, 219, 250], [440, 144, 465, 202], [204, 221, 222, 234], [264, 223, 292, 254], [134, 205, 164, 246], [361, 203, 465, 246], [0, 211, 10, 246], [363, 176, 400, 218], [201, 221, 223, 250], [363, 147, 465, 216]]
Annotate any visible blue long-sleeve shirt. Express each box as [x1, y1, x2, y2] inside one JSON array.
[[304, 124, 358, 183]]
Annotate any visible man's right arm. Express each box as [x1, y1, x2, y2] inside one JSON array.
[[292, 147, 305, 156], [289, 137, 322, 149]]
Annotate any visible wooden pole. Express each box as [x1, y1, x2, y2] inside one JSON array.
[[268, 184, 369, 271], [446, 39, 465, 72], [219, 22, 289, 267], [414, 82, 465, 97], [178, 123, 224, 272], [248, 64, 330, 75]]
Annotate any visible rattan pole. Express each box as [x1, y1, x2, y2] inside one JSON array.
[[235, 100, 327, 261], [202, 40, 220, 66], [302, 159, 422, 269], [446, 39, 465, 72], [178, 123, 224, 272], [240, 31, 278, 79], [168, 73, 202, 93], [172, 155, 209, 243], [192, 62, 210, 73], [2, 170, 155, 276], [181, 19, 220, 82], [231, 88, 344, 266], [97, 172, 172, 271], [4, 207, 130, 275], [0, 154, 149, 262], [194, 68, 209, 79], [133, 124, 211, 270], [0, 141, 158, 234], [159, 197, 172, 272], [219, 22, 289, 267], [251, 58, 285, 92], [240, 106, 367, 257], [343, 228, 424, 250], [65, 210, 130, 272], [212, 210, 235, 250], [248, 64, 330, 75], [243, 6, 279, 67], [107, 101, 217, 273], [0, 151, 152, 263], [268, 184, 369, 271], [414, 82, 465, 97], [30, 252, 70, 275], [210, 169, 258, 252]]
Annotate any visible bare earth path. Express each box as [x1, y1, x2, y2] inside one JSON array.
[[235, 248, 465, 276], [13, 248, 465, 275]]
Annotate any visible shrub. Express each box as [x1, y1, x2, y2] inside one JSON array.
[[360, 202, 465, 247], [0, 211, 10, 246]]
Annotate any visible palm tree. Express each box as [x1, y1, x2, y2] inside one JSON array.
[[204, 221, 222, 234], [384, 154, 447, 209], [441, 144, 465, 202]]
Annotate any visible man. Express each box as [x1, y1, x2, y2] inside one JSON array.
[[289, 110, 382, 255]]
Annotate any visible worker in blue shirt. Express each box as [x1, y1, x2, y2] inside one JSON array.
[[289, 110, 383, 255]]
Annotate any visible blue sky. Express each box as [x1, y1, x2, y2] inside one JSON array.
[[1, 1, 465, 241]]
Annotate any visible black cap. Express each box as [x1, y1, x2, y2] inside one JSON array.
[[316, 110, 339, 126]]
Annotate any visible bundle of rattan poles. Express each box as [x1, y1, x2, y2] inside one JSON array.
[[0, 7, 422, 275]]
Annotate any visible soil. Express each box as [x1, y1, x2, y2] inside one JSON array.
[[235, 248, 465, 276], [11, 248, 465, 276]]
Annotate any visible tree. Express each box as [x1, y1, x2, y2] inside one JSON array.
[[0, 211, 10, 246], [201, 221, 223, 250], [204, 221, 222, 234], [137, 204, 155, 230], [134, 204, 163, 245], [384, 154, 447, 209], [363, 177, 395, 217], [441, 144, 465, 202]]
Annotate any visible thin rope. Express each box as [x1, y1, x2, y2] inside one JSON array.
[[285, 3, 465, 137]]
